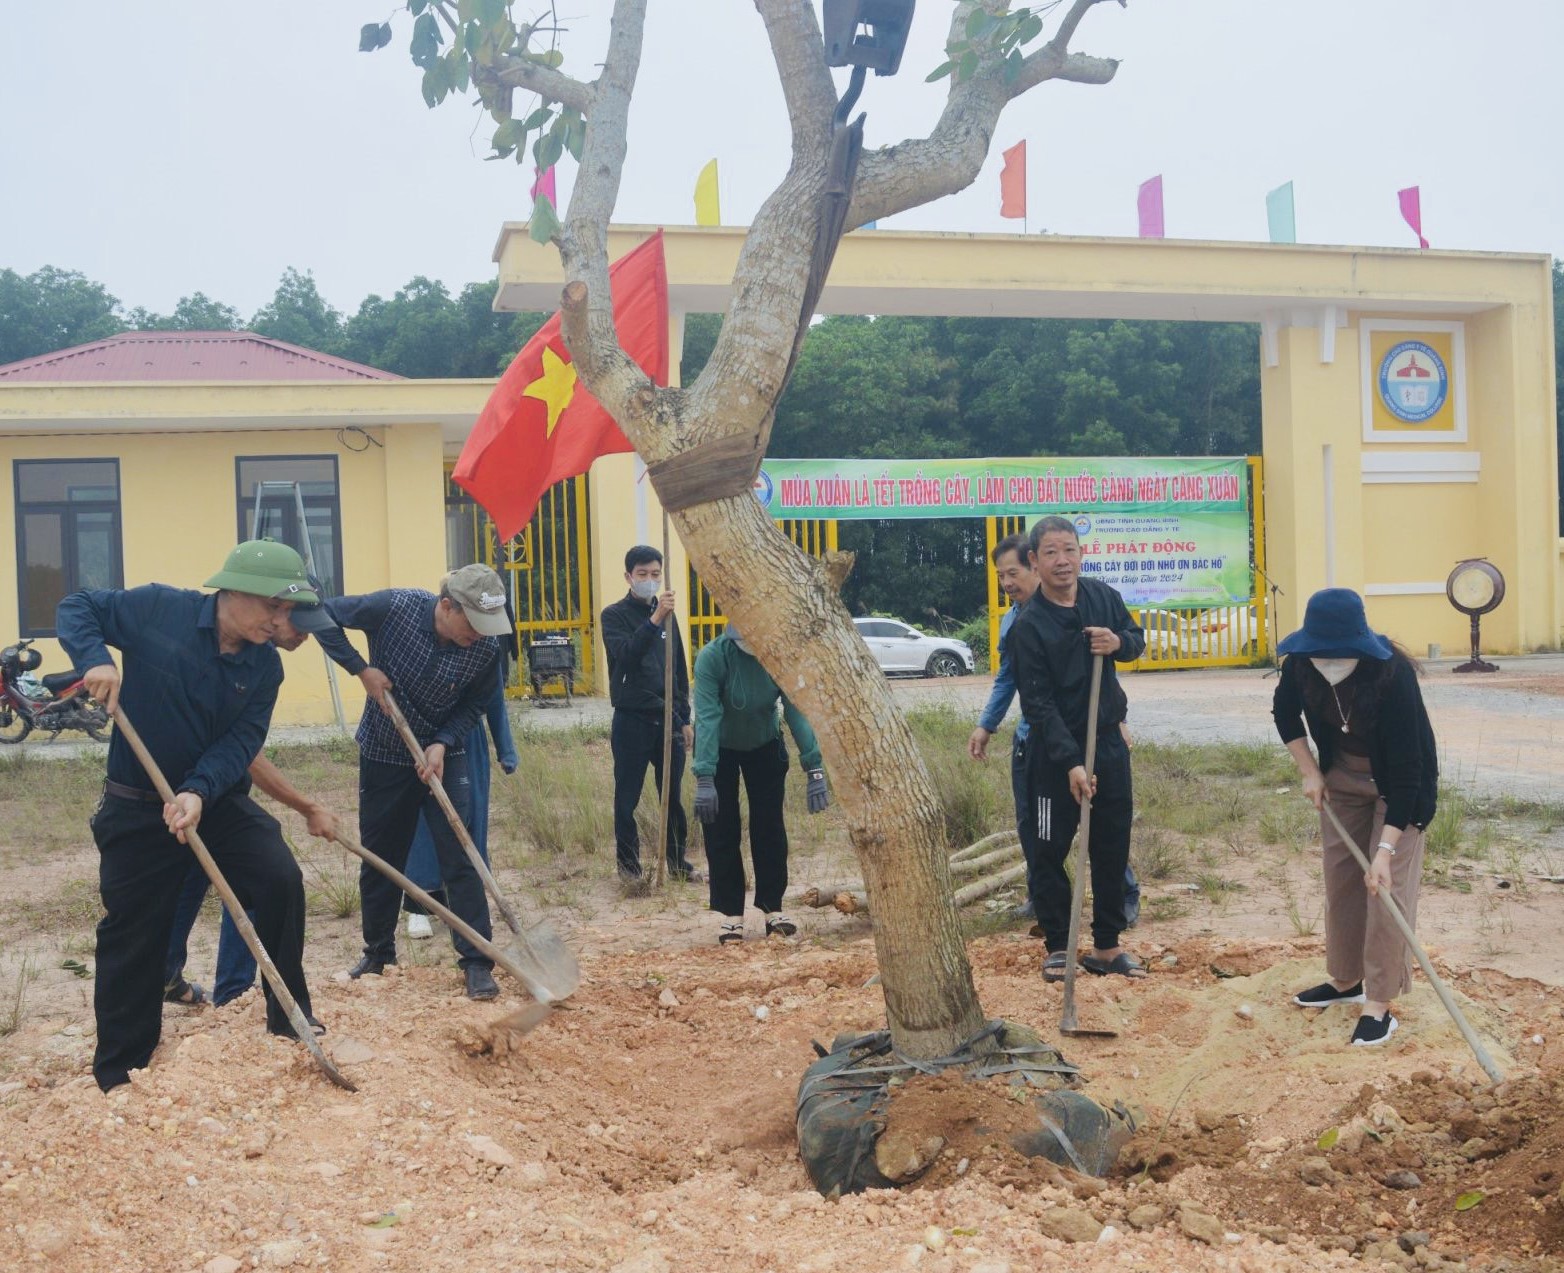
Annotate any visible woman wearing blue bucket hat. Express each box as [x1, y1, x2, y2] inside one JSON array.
[[1272, 588, 1439, 1047]]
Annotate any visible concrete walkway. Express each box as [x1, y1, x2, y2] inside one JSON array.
[[11, 655, 1563, 806]]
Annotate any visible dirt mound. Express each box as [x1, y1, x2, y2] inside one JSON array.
[[2, 934, 1560, 1272]]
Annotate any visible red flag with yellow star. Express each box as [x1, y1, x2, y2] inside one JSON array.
[[455, 231, 668, 540]]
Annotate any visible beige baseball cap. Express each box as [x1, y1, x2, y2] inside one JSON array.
[[446, 563, 512, 637]]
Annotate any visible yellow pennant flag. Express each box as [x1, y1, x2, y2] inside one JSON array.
[[694, 159, 720, 226]]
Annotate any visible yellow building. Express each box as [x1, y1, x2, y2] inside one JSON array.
[[495, 226, 1561, 657], [0, 332, 490, 724]]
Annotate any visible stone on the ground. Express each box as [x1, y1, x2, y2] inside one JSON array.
[[1298, 1156, 1335, 1186], [463, 1133, 515, 1167], [657, 988, 680, 1008], [203, 1257, 243, 1273], [1178, 1209, 1225, 1246], [1040, 1207, 1104, 1244], [1126, 1204, 1165, 1230]]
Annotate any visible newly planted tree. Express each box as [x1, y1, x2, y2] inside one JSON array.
[[364, 0, 1123, 1062]]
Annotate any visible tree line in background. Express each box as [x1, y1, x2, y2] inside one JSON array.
[[4, 261, 1561, 625]]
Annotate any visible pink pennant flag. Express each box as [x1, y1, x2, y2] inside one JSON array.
[[1137, 175, 1164, 239], [530, 165, 557, 209], [1397, 185, 1428, 249]]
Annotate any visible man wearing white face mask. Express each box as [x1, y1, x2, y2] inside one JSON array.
[[601, 545, 699, 886], [1272, 588, 1439, 1047]]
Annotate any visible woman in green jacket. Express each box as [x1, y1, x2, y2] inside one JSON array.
[[692, 624, 830, 944]]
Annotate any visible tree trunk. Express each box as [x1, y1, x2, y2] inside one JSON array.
[[672, 488, 986, 1061]]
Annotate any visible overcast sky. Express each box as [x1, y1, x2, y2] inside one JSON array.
[[3, 1, 1560, 319]]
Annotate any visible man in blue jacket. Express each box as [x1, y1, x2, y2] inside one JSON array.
[[58, 540, 321, 1092]]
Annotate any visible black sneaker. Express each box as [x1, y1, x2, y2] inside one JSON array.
[[1350, 1012, 1399, 1046], [349, 954, 395, 979], [464, 965, 500, 1001], [1293, 980, 1365, 1007]]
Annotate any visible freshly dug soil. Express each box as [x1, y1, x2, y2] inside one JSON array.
[[2, 932, 1560, 1272]]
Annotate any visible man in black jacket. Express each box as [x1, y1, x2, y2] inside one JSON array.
[[601, 545, 699, 885], [1013, 516, 1147, 981]]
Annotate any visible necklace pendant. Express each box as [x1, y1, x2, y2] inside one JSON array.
[[1340, 723, 1349, 733]]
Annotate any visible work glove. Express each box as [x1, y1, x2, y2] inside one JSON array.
[[694, 774, 719, 823], [805, 769, 830, 814]]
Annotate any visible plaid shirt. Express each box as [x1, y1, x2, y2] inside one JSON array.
[[316, 589, 499, 766]]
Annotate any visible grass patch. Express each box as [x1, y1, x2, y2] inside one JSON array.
[[300, 841, 361, 919], [905, 706, 1011, 850], [492, 725, 615, 864], [0, 956, 38, 1037], [10, 878, 103, 933], [1131, 828, 1184, 882], [0, 753, 112, 857]]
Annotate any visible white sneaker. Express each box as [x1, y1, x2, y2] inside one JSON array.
[[406, 913, 434, 940]]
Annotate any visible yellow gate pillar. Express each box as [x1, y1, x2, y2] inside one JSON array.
[[1259, 319, 1365, 640]]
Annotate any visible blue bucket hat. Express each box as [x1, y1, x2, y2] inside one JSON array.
[[1276, 588, 1393, 661]]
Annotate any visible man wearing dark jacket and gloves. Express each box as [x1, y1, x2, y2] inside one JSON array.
[[600, 545, 699, 885], [314, 564, 508, 1001], [1013, 516, 1147, 981]]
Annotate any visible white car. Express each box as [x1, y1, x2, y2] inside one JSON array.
[[852, 617, 975, 677], [1136, 606, 1260, 659]]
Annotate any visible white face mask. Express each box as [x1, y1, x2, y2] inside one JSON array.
[[1311, 657, 1359, 686], [629, 577, 660, 601]]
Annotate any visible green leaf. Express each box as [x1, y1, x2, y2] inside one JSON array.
[[966, 9, 995, 39], [358, 22, 393, 52], [539, 48, 564, 69], [477, 0, 508, 23], [1017, 13, 1045, 44], [408, 0, 428, 14], [448, 48, 470, 92], [534, 130, 564, 170], [1003, 48, 1024, 84], [1316, 1127, 1339, 1150], [457, 0, 477, 23], [528, 194, 561, 245], [492, 118, 526, 154], [958, 48, 979, 81], [410, 11, 442, 68], [368, 1213, 400, 1229], [420, 58, 453, 107], [521, 106, 554, 130], [925, 60, 954, 82], [1454, 1191, 1485, 1212], [565, 117, 586, 161]]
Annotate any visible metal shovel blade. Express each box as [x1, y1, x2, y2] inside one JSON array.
[[502, 922, 580, 1003]]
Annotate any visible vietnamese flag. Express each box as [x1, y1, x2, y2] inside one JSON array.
[[455, 231, 669, 541], [999, 140, 1026, 220]]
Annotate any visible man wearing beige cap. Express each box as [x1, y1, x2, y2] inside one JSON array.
[[314, 564, 511, 1000]]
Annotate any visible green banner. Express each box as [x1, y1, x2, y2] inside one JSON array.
[[753, 456, 1252, 606]]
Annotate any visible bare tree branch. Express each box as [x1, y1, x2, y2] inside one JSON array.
[[754, 0, 837, 158], [550, 0, 665, 441], [848, 0, 1120, 227], [479, 54, 596, 116]]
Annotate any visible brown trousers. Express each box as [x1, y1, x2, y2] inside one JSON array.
[[1321, 752, 1424, 1003]]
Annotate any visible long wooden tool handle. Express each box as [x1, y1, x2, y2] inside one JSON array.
[[1060, 653, 1105, 1026], [1319, 800, 1503, 1083], [656, 509, 674, 889], [380, 690, 524, 937], [111, 708, 355, 1092], [329, 829, 520, 978]]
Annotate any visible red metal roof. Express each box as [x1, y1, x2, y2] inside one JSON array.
[[0, 331, 402, 382]]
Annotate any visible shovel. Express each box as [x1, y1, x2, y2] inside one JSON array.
[[1059, 653, 1117, 1041], [328, 825, 557, 1034], [1318, 800, 1503, 1083], [379, 690, 579, 1003], [110, 707, 356, 1092]]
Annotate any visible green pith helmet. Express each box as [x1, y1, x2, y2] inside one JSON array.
[[203, 540, 319, 603]]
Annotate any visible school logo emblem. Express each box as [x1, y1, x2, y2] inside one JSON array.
[[753, 469, 775, 508], [1073, 515, 1092, 538], [1377, 340, 1449, 424]]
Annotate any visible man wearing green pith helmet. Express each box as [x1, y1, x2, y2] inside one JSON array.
[[57, 539, 324, 1092]]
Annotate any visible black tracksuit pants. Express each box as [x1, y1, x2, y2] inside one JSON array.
[[610, 710, 690, 876], [707, 740, 789, 917], [1027, 729, 1135, 953], [91, 791, 311, 1092], [358, 754, 493, 970]]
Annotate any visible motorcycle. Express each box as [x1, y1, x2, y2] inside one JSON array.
[[0, 639, 111, 744]]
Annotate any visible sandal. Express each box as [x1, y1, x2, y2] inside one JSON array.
[[1042, 951, 1070, 983], [163, 976, 209, 1006], [1080, 952, 1148, 979]]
